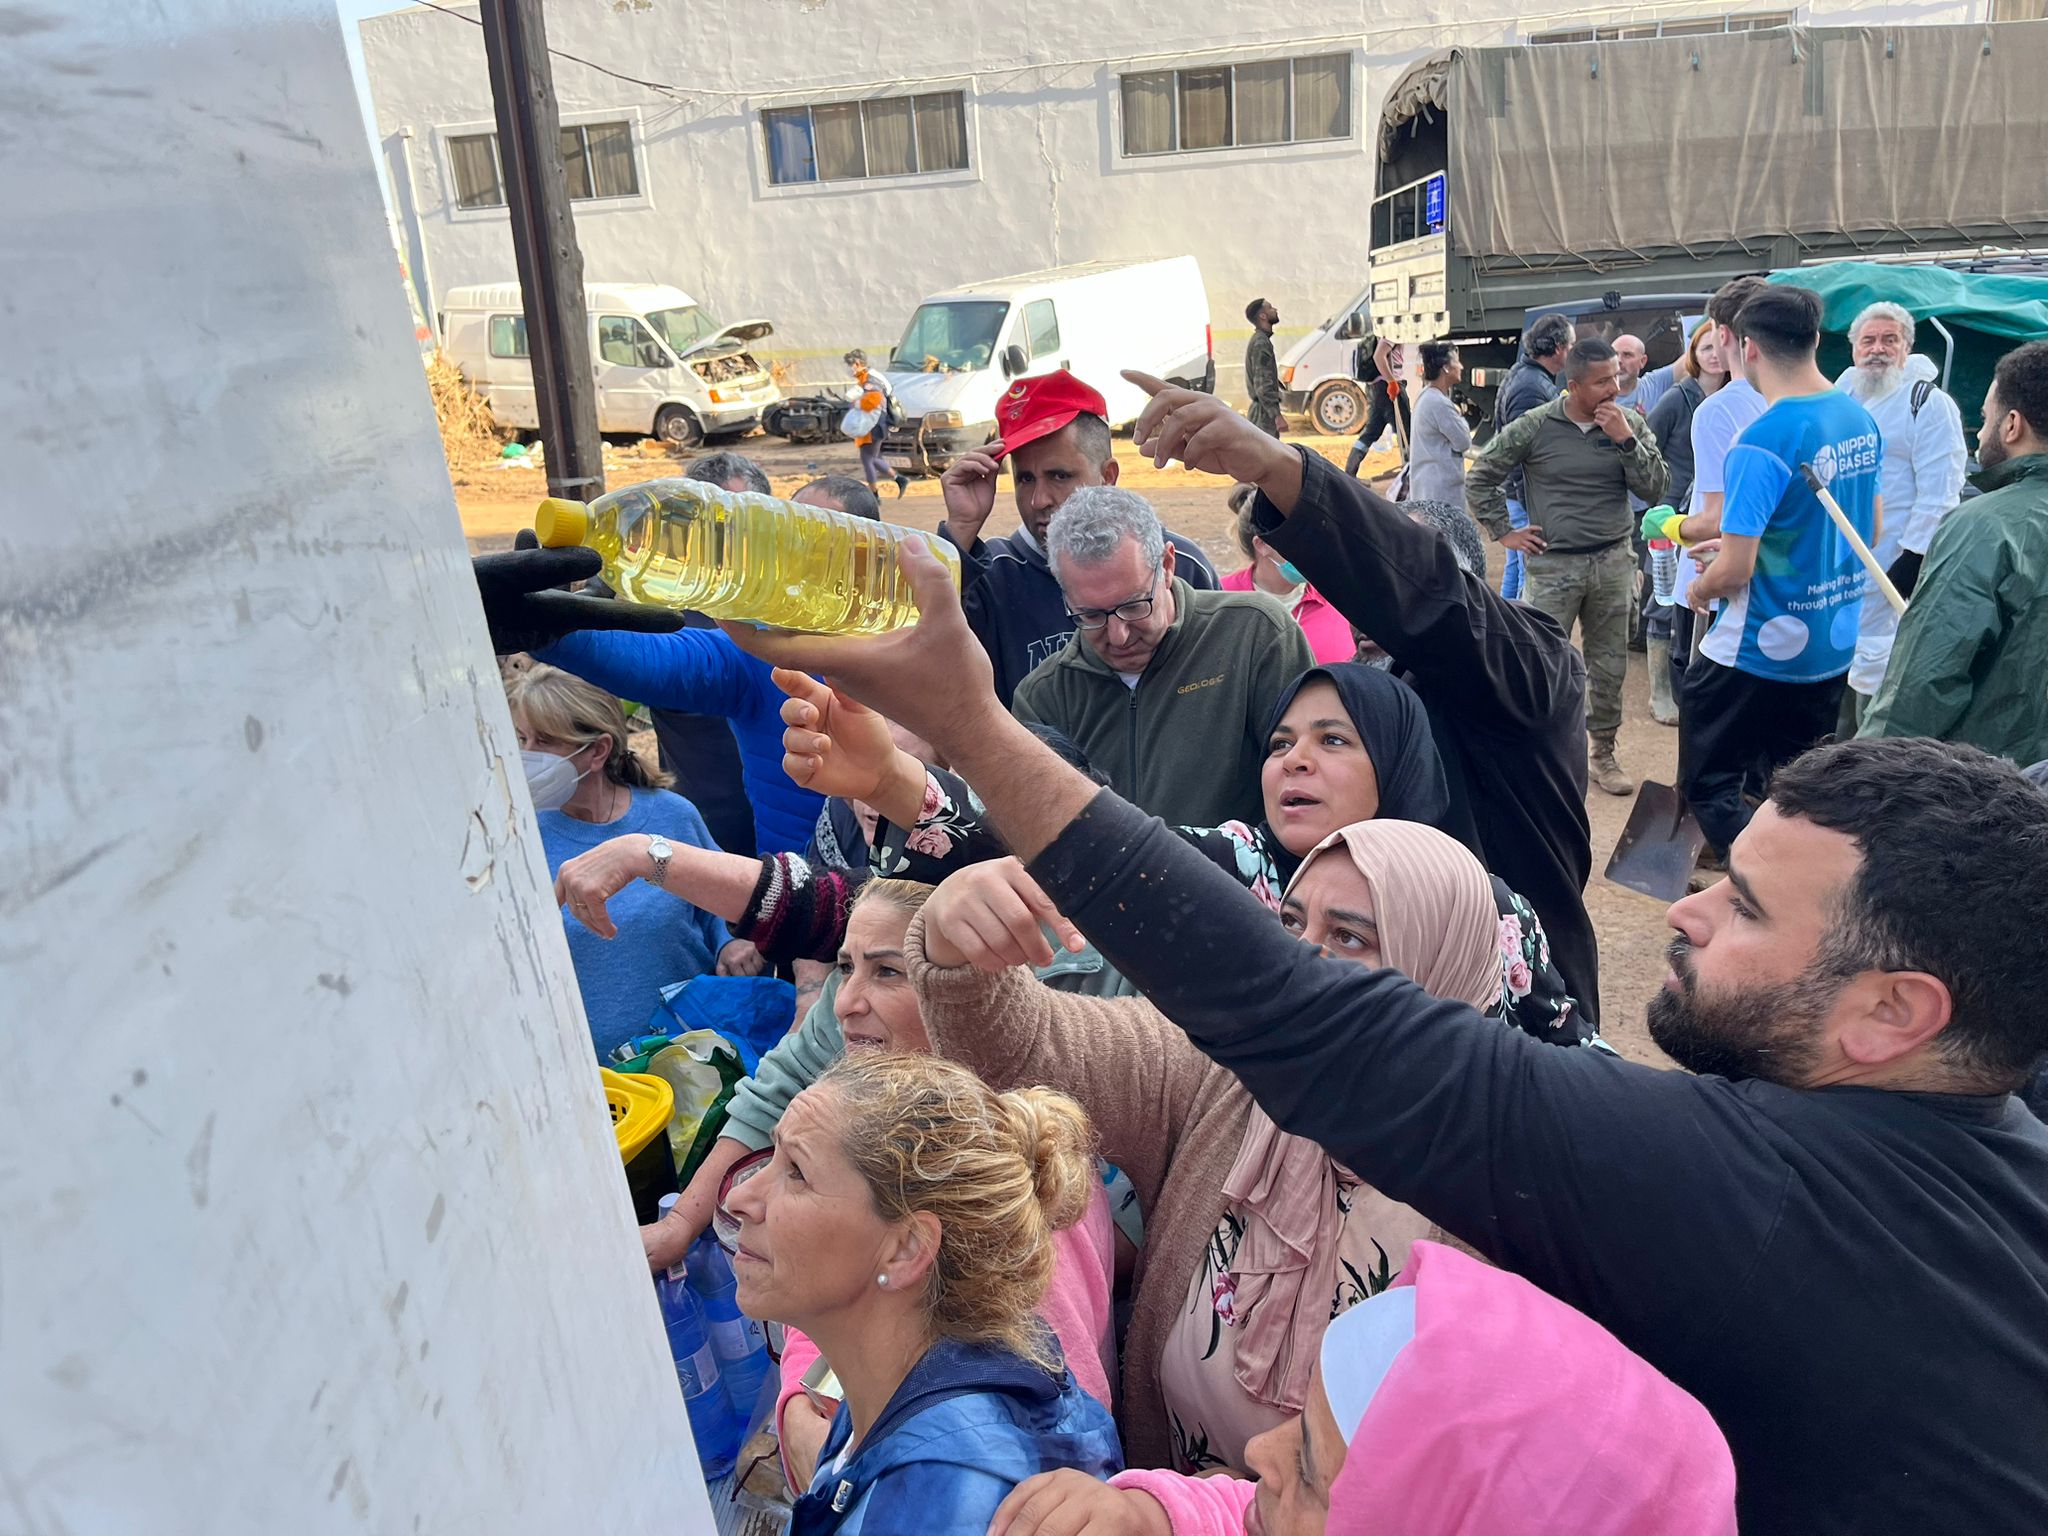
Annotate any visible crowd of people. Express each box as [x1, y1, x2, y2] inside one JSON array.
[[470, 281, 2048, 1533]]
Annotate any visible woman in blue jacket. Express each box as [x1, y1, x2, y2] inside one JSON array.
[[724, 1052, 1121, 1533]]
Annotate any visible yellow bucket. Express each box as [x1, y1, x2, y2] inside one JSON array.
[[603, 1067, 674, 1165]]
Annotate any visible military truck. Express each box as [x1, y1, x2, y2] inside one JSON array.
[[1367, 20, 2048, 423]]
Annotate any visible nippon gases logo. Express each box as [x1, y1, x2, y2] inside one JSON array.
[[1810, 431, 1881, 486]]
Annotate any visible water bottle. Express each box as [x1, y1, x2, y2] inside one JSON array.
[[533, 477, 960, 633], [687, 1231, 773, 1432], [1650, 539, 1680, 605], [655, 1251, 741, 1478]]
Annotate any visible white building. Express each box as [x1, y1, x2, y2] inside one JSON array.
[[361, 0, 1993, 397]]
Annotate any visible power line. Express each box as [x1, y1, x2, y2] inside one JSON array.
[[408, 0, 692, 103], [395, 0, 1829, 110]]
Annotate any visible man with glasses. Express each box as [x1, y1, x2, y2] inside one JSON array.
[[938, 369, 1216, 706], [1011, 484, 1315, 826]]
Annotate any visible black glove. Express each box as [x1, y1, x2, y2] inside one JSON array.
[[1886, 549, 1924, 602], [473, 528, 683, 655]]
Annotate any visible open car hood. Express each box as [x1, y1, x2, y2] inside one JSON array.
[[678, 318, 775, 359]]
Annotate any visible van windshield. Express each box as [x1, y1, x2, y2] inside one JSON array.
[[645, 305, 720, 356], [893, 301, 1009, 372]]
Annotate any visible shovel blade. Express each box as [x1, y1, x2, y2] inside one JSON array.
[[1604, 781, 1708, 903]]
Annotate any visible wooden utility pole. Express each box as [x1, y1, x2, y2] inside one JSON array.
[[479, 0, 604, 504]]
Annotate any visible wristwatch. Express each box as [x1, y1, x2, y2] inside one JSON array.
[[644, 834, 673, 888]]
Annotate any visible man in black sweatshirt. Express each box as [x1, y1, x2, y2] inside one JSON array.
[[724, 378, 2048, 1536]]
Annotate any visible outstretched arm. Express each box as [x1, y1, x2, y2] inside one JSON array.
[[714, 378, 1784, 1341]]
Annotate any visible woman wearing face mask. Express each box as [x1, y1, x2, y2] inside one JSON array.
[[507, 666, 760, 1056], [781, 664, 1590, 1046], [1220, 486, 1354, 663], [726, 1052, 1122, 1534], [902, 819, 1573, 1475], [989, 1240, 1736, 1536]]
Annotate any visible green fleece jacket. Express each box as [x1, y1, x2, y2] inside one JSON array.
[[721, 946, 1135, 1151], [1467, 396, 1668, 551], [1862, 454, 2048, 763], [1011, 577, 1316, 828]]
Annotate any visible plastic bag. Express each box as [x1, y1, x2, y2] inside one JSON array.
[[652, 974, 796, 1075], [642, 1030, 746, 1186]]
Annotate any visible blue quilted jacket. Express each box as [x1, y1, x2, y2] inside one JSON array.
[[790, 1335, 1121, 1536]]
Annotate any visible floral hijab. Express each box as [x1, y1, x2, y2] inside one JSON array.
[[1221, 820, 1506, 1411]]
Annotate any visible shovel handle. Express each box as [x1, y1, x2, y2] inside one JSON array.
[[1799, 465, 1906, 617]]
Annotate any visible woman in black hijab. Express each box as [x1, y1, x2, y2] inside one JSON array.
[[797, 662, 1593, 1043], [1178, 662, 1591, 1044]]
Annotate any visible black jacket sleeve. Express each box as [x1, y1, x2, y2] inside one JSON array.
[[1027, 788, 1792, 1346], [1254, 450, 1577, 730]]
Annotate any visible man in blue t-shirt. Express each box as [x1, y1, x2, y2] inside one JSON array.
[[1681, 285, 1882, 856]]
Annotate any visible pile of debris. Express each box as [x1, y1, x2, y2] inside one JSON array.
[[427, 349, 509, 470]]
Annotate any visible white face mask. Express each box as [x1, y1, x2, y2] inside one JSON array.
[[521, 748, 590, 811]]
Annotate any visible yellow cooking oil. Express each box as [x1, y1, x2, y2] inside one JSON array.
[[532, 478, 958, 634]]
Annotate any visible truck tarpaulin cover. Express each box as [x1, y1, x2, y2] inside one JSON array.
[[1399, 24, 2048, 262]]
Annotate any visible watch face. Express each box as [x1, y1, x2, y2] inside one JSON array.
[[648, 838, 670, 856]]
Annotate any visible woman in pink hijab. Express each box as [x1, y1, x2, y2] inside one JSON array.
[[990, 1239, 1737, 1536]]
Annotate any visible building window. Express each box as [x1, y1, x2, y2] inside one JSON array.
[[1530, 10, 1796, 43], [559, 121, 639, 200], [1120, 53, 1351, 157], [762, 90, 969, 186], [449, 132, 505, 210], [446, 120, 639, 210], [488, 314, 527, 358]]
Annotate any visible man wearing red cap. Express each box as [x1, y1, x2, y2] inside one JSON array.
[[938, 369, 1217, 705]]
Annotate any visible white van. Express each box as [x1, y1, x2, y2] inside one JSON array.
[[441, 282, 780, 447], [1277, 283, 1374, 436], [880, 258, 1213, 472]]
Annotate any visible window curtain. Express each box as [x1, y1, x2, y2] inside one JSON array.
[[914, 92, 968, 171], [1121, 71, 1175, 154], [449, 133, 503, 208], [863, 97, 917, 176], [585, 122, 638, 197], [1293, 55, 1351, 142], [812, 101, 867, 180], [762, 108, 816, 185], [1178, 68, 1232, 150], [1234, 60, 1290, 145], [557, 126, 593, 200]]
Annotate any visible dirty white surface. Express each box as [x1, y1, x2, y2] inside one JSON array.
[[0, 2, 712, 1530]]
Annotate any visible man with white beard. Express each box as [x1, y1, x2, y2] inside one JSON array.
[[1834, 302, 1967, 730]]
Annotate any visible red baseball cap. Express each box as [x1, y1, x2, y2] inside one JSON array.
[[991, 369, 1108, 459]]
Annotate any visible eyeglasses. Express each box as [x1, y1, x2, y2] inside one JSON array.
[[713, 1146, 772, 1254], [1065, 573, 1162, 631]]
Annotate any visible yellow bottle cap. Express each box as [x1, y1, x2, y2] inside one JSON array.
[[534, 498, 589, 547]]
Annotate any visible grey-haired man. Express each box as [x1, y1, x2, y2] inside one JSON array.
[[1011, 484, 1313, 827]]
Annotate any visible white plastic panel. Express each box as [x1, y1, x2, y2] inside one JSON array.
[[0, 3, 711, 1530]]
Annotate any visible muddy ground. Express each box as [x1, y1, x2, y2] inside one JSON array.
[[460, 428, 1677, 1064]]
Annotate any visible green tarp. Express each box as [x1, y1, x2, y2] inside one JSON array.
[[1769, 261, 2048, 427], [1771, 262, 2048, 341]]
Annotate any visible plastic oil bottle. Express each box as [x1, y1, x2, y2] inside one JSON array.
[[532, 477, 960, 633], [653, 1199, 741, 1479]]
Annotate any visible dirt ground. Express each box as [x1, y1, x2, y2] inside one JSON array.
[[460, 428, 1677, 1065]]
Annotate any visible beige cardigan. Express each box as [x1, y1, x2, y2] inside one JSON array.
[[907, 913, 1256, 1471]]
